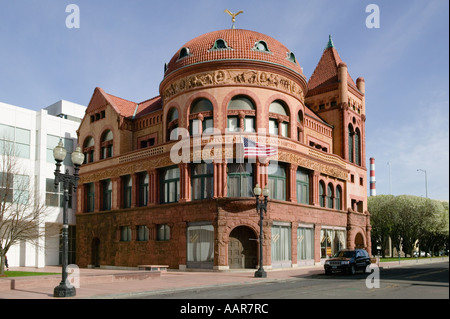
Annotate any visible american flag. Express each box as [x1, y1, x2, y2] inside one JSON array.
[[241, 136, 277, 158]]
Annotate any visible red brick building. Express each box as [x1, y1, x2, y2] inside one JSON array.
[[75, 29, 371, 270]]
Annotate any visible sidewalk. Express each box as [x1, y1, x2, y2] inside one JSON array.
[[0, 257, 447, 299]]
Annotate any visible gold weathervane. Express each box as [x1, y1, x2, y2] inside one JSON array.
[[224, 9, 244, 29]]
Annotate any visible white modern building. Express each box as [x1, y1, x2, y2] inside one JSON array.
[[0, 100, 86, 268]]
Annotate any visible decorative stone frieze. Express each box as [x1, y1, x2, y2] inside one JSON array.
[[162, 69, 305, 103]]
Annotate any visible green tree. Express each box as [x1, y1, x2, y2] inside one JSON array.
[[419, 201, 448, 255], [368, 195, 395, 257], [369, 194, 448, 258]]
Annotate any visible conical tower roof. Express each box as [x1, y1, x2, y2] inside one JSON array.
[[306, 36, 357, 96]]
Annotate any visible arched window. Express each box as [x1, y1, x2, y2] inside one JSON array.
[[190, 98, 213, 135], [85, 182, 95, 212], [167, 108, 179, 141], [348, 124, 354, 163], [355, 128, 361, 166], [254, 40, 270, 52], [319, 181, 325, 207], [335, 185, 342, 210], [138, 172, 149, 207], [102, 179, 112, 211], [178, 47, 190, 60], [269, 100, 289, 137], [327, 183, 334, 209], [122, 175, 132, 209], [227, 96, 255, 132], [211, 38, 230, 50], [287, 51, 296, 63], [297, 110, 304, 142], [100, 130, 113, 159], [83, 136, 95, 163]]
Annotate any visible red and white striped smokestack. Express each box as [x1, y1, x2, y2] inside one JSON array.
[[370, 157, 376, 196]]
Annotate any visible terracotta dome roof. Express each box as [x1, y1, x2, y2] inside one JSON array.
[[164, 29, 304, 78]]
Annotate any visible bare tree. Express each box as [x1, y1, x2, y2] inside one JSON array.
[[0, 140, 50, 275]]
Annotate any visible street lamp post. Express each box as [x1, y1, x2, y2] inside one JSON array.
[[52, 140, 84, 298], [253, 184, 269, 278], [417, 169, 428, 198]]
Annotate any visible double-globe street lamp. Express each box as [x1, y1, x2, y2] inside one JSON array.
[[52, 140, 84, 298], [253, 184, 269, 278]]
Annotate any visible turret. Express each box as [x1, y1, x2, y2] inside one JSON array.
[[338, 62, 348, 106]]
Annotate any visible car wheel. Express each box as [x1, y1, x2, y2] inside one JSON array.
[[325, 269, 331, 275]]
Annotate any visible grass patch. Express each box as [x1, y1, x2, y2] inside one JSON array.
[[1, 271, 59, 278]]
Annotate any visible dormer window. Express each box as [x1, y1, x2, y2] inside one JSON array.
[[178, 47, 191, 60], [253, 40, 270, 53], [210, 38, 230, 50], [287, 51, 297, 63]]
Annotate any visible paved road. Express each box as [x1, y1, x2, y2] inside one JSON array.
[[130, 261, 448, 299]]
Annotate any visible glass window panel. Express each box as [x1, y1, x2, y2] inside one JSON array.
[[280, 122, 288, 137], [102, 130, 113, 142], [276, 179, 285, 200], [0, 140, 14, 154], [335, 187, 341, 210], [191, 99, 213, 113], [46, 178, 58, 192], [242, 176, 252, 197], [47, 134, 60, 148], [46, 193, 59, 207], [271, 225, 291, 262], [244, 117, 255, 132], [269, 119, 278, 135], [137, 226, 149, 241], [169, 181, 176, 202], [192, 178, 202, 200], [190, 119, 200, 135], [269, 101, 288, 116], [228, 97, 254, 110], [204, 176, 213, 199], [15, 128, 30, 144], [297, 227, 314, 260], [15, 143, 30, 159], [165, 167, 180, 180], [227, 176, 239, 197], [203, 118, 214, 133], [227, 117, 239, 132], [168, 108, 178, 122], [187, 225, 214, 262], [227, 163, 253, 197], [0, 124, 14, 141], [268, 178, 275, 199], [296, 169, 309, 182], [120, 226, 131, 241]]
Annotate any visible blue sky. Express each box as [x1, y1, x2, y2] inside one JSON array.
[[0, 0, 448, 200]]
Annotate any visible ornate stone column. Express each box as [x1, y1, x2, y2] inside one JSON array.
[[288, 163, 297, 202]]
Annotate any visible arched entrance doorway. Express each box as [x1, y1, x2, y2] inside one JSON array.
[[228, 226, 257, 269], [91, 238, 100, 267], [355, 233, 365, 249]]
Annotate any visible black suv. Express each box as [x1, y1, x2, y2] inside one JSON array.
[[324, 249, 371, 275]]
